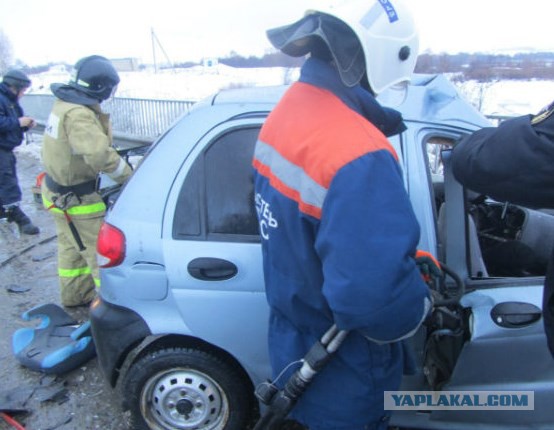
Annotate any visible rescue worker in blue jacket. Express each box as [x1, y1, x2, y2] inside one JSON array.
[[451, 101, 554, 357], [252, 1, 435, 428], [0, 69, 40, 235]]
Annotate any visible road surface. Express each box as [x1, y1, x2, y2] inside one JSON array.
[[0, 133, 130, 430]]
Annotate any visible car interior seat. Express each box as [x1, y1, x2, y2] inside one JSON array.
[[437, 201, 489, 279]]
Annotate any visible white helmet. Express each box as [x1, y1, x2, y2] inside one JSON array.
[[267, 0, 419, 94]]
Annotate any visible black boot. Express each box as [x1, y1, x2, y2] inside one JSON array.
[[6, 206, 40, 235]]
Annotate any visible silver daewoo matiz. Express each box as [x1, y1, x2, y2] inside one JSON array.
[[91, 75, 554, 430]]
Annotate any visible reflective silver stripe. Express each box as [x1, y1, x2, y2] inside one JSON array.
[[254, 140, 327, 210], [364, 297, 432, 344]]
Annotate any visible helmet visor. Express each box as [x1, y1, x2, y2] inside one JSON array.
[[267, 14, 365, 87]]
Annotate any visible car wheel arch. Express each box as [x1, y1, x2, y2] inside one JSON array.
[[117, 333, 256, 407], [120, 341, 258, 430]]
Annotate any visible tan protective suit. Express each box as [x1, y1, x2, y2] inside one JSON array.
[[42, 100, 132, 307]]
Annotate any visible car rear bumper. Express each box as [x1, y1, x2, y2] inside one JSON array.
[[90, 297, 151, 387]]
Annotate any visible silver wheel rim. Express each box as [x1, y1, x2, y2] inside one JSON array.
[[140, 367, 228, 430]]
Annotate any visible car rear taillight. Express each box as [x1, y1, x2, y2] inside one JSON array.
[[97, 222, 126, 268]]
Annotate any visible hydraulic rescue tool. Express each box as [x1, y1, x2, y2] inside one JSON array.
[[253, 260, 463, 429]]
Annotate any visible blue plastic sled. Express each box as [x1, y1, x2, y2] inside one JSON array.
[[12, 303, 96, 375]]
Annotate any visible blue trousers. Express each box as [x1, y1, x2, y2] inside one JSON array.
[[0, 149, 22, 207]]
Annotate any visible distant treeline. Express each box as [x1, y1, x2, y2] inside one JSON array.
[[216, 51, 554, 82], [415, 52, 554, 81], [218, 51, 305, 69], [22, 51, 554, 82]]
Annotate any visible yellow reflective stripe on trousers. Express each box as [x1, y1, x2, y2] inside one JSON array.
[[43, 197, 106, 215], [59, 266, 92, 278]]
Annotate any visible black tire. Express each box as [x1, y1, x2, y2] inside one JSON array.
[[123, 347, 253, 430]]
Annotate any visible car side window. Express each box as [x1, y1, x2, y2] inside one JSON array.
[[205, 127, 260, 237], [173, 126, 261, 241], [426, 135, 549, 280]]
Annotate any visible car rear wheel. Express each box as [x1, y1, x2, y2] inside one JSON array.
[[123, 347, 253, 430]]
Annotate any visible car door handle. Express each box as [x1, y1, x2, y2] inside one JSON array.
[[490, 302, 542, 328], [187, 258, 238, 281]]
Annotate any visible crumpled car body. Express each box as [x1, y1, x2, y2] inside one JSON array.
[[90, 75, 554, 430]]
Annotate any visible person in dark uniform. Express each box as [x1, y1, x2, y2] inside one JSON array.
[[0, 69, 40, 235], [451, 101, 554, 357]]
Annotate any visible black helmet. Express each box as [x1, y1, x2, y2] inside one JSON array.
[[68, 55, 120, 102], [3, 69, 31, 90]]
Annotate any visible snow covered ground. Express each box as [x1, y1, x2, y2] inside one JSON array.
[[455, 79, 554, 117], [18, 63, 554, 170], [29, 64, 300, 102], [27, 63, 554, 117]]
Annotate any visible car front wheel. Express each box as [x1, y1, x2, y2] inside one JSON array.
[[123, 347, 253, 430]]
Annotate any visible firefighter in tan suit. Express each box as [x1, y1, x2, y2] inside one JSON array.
[[42, 55, 132, 307]]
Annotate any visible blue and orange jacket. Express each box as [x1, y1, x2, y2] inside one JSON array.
[[253, 58, 430, 428]]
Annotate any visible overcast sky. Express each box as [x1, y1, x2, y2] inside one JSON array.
[[2, 0, 554, 67]]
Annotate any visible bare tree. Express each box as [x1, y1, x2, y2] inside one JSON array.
[[454, 79, 497, 113], [0, 30, 14, 74]]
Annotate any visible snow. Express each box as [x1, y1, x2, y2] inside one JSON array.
[[455, 79, 554, 117], [19, 64, 554, 161], [28, 63, 554, 116], [29, 64, 300, 102], [17, 132, 43, 161]]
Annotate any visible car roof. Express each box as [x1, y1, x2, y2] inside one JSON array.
[[383, 74, 492, 129], [207, 73, 491, 130]]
